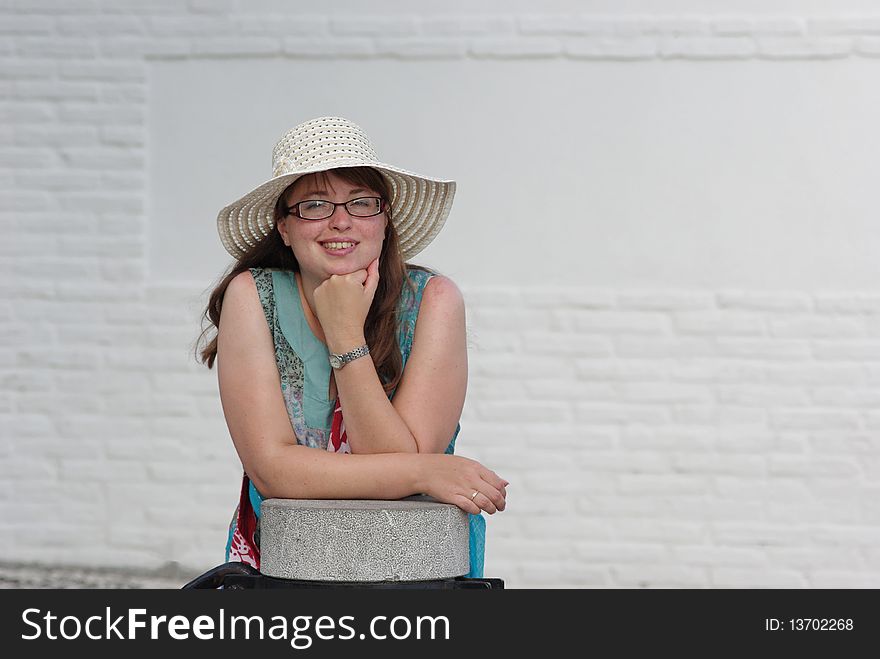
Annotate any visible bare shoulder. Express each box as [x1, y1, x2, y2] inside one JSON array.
[[225, 269, 257, 301], [421, 274, 465, 316]]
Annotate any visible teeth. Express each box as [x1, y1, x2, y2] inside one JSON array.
[[323, 242, 355, 250]]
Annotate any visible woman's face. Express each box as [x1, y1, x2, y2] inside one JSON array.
[[276, 170, 387, 281]]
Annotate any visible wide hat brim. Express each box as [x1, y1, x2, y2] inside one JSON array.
[[217, 159, 455, 261]]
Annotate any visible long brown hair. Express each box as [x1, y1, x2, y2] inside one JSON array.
[[196, 166, 416, 394]]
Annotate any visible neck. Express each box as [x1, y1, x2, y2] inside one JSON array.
[[294, 270, 326, 344]]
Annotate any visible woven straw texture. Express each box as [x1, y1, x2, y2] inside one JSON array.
[[217, 117, 455, 261]]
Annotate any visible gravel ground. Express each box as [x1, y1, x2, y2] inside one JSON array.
[[0, 562, 200, 589]]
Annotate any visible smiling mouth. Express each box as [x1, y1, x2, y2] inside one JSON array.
[[321, 241, 357, 250]]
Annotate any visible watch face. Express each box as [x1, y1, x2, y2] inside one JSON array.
[[329, 355, 343, 369]]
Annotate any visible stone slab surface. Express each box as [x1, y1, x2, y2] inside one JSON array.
[[259, 495, 470, 582]]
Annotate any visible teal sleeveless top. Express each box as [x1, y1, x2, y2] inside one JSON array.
[[226, 266, 486, 578]]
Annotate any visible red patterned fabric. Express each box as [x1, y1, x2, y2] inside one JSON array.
[[227, 474, 259, 568]]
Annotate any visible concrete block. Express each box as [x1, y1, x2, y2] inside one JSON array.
[[260, 496, 469, 582]]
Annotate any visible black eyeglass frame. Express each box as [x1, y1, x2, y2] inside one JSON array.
[[284, 197, 387, 221]]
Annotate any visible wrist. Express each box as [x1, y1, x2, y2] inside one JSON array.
[[326, 334, 366, 355]]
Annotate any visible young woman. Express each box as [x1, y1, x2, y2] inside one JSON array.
[[198, 116, 508, 578]]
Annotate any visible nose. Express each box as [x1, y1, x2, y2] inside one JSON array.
[[327, 203, 353, 230]]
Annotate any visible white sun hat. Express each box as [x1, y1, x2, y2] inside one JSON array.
[[216, 116, 456, 261]]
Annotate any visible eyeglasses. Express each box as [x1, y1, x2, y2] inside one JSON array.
[[285, 197, 386, 221]]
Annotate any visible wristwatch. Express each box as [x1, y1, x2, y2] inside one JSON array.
[[328, 344, 370, 370]]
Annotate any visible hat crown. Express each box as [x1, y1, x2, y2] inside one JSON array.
[[272, 116, 379, 177]]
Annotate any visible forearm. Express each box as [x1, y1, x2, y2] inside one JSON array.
[[252, 443, 422, 500], [330, 336, 419, 454]]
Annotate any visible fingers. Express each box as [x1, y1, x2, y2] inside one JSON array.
[[364, 258, 380, 295], [453, 494, 482, 515]]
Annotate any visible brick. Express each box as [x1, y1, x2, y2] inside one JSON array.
[[674, 310, 765, 335], [616, 337, 717, 358], [809, 432, 880, 453], [815, 292, 880, 313], [717, 337, 811, 360], [58, 103, 144, 125], [55, 372, 151, 395], [566, 37, 657, 59], [769, 455, 861, 478], [672, 545, 766, 566], [809, 17, 880, 34], [282, 38, 375, 58], [618, 382, 713, 404], [575, 403, 670, 425], [16, 347, 100, 369], [521, 515, 610, 540], [0, 16, 53, 34], [17, 38, 97, 59], [0, 102, 54, 123], [710, 567, 806, 587], [714, 476, 810, 501], [0, 61, 55, 78], [14, 0, 98, 11], [0, 192, 52, 212], [758, 37, 852, 59], [769, 316, 867, 338], [521, 288, 614, 308], [672, 453, 766, 476], [59, 147, 143, 170], [148, 15, 234, 36], [470, 307, 555, 331], [718, 291, 812, 312], [524, 379, 616, 402], [764, 362, 864, 386], [59, 61, 145, 81], [519, 15, 610, 36], [770, 410, 861, 432], [100, 37, 191, 58], [468, 38, 562, 58], [575, 450, 669, 473], [713, 522, 810, 546], [856, 37, 880, 56], [642, 16, 711, 34], [575, 359, 667, 381], [617, 291, 714, 311], [57, 16, 147, 36], [330, 16, 416, 37], [574, 542, 667, 564], [673, 404, 767, 427], [421, 16, 514, 36], [614, 519, 707, 544], [191, 38, 283, 57], [235, 15, 327, 36], [475, 401, 571, 423], [716, 385, 810, 406], [713, 17, 805, 35], [660, 36, 756, 59], [375, 38, 466, 59], [810, 571, 880, 588], [615, 564, 710, 587], [471, 354, 569, 379], [767, 499, 861, 525], [521, 331, 612, 356], [14, 125, 99, 147], [100, 126, 144, 146], [812, 340, 880, 360], [570, 310, 668, 334], [0, 147, 53, 167]]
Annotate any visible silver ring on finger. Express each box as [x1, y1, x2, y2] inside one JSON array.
[[471, 491, 479, 501]]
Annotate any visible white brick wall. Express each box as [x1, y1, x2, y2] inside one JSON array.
[[2, 1, 880, 588]]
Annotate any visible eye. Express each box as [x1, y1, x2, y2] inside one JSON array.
[[350, 198, 371, 208], [303, 200, 328, 210]]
